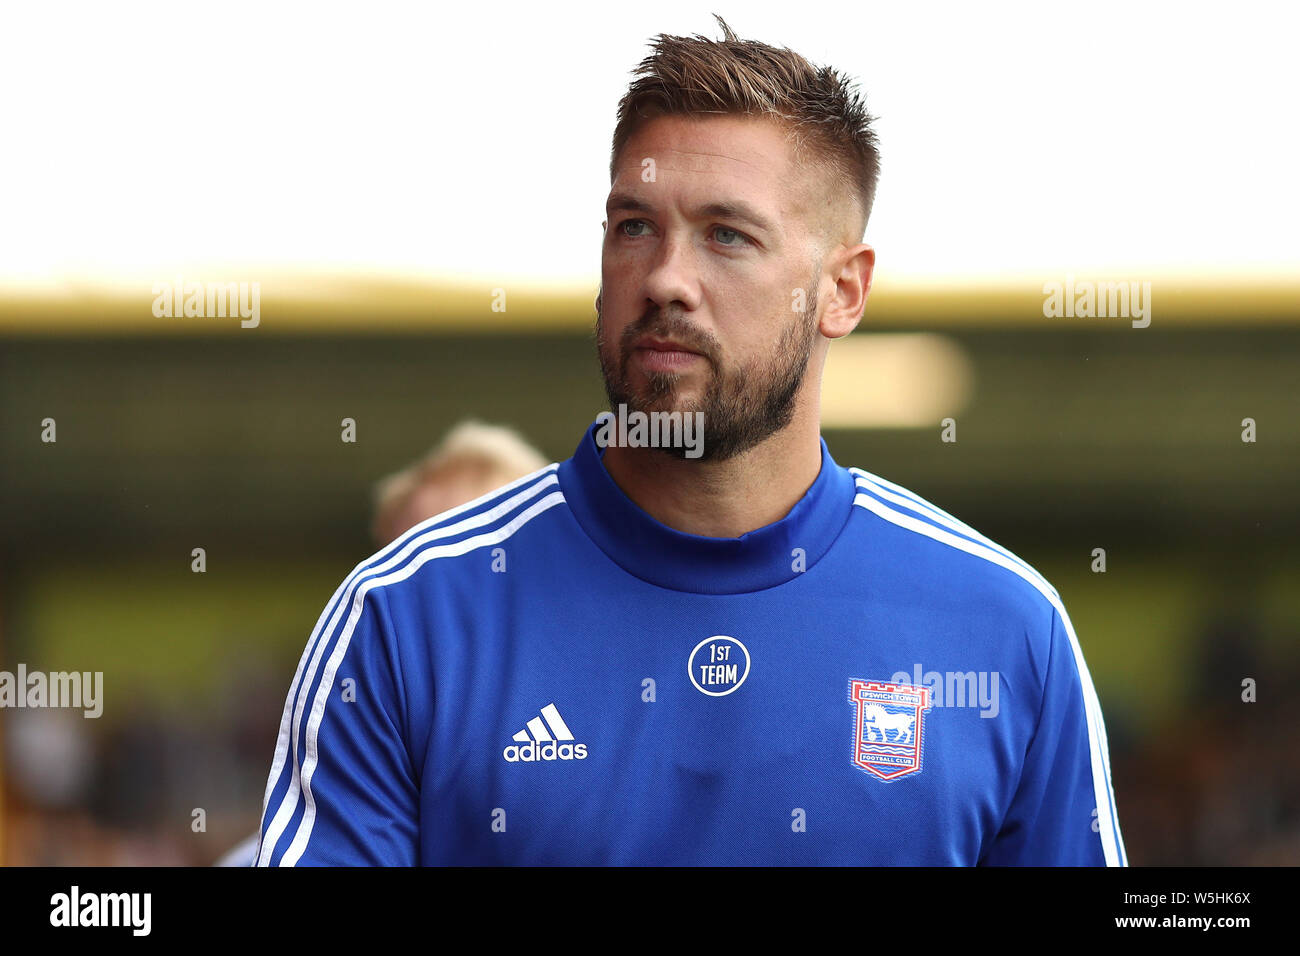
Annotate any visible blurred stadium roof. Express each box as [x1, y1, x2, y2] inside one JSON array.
[[1, 274, 1297, 333]]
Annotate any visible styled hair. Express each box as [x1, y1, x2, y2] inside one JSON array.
[[610, 14, 880, 243]]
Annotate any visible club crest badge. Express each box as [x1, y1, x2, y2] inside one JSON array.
[[848, 679, 932, 781]]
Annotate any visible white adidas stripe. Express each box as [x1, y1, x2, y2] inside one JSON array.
[[539, 703, 573, 740], [255, 464, 560, 866], [253, 563, 355, 867], [851, 491, 1127, 866], [514, 703, 575, 742], [850, 469, 1057, 599], [279, 490, 566, 866]]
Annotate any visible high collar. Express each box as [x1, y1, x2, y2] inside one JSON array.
[[557, 419, 856, 594]]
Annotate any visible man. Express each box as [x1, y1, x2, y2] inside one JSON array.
[[256, 16, 1125, 866]]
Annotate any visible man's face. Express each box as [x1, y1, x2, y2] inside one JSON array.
[[596, 114, 825, 462]]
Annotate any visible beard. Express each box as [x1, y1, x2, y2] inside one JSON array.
[[595, 274, 819, 462]]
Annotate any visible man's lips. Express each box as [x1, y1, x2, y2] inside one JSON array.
[[631, 337, 704, 372], [633, 336, 700, 355]]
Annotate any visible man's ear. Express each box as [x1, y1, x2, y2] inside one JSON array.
[[819, 243, 875, 339]]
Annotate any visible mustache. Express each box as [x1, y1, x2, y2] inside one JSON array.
[[619, 310, 720, 365]]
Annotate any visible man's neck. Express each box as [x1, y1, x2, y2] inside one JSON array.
[[599, 418, 824, 538]]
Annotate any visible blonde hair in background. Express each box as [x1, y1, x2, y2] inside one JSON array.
[[370, 421, 550, 546]]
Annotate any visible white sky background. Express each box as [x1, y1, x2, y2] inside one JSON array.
[[1, 0, 1297, 290]]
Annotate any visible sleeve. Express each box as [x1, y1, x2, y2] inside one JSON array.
[[254, 579, 420, 866], [980, 605, 1127, 866]]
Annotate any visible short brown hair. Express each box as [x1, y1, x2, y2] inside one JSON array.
[[610, 14, 880, 244]]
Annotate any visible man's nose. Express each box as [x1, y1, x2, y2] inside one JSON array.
[[641, 232, 701, 313]]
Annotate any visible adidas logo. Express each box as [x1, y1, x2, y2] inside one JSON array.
[[502, 703, 588, 762]]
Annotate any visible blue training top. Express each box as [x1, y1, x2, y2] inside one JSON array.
[[255, 419, 1126, 866]]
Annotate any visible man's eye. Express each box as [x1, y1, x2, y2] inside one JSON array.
[[713, 226, 750, 247], [616, 220, 750, 247]]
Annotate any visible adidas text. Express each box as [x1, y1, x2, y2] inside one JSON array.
[[503, 741, 588, 762]]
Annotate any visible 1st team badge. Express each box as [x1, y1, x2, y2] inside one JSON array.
[[848, 679, 932, 781], [688, 636, 750, 696]]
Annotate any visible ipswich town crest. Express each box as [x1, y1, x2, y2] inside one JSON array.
[[848, 679, 932, 781]]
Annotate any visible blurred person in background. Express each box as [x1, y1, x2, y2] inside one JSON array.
[[370, 420, 549, 548]]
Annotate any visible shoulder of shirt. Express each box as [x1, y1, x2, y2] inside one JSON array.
[[849, 462, 1125, 866], [845, 464, 1064, 625], [340, 462, 566, 603]]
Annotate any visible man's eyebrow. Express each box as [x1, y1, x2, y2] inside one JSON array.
[[605, 192, 776, 234]]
